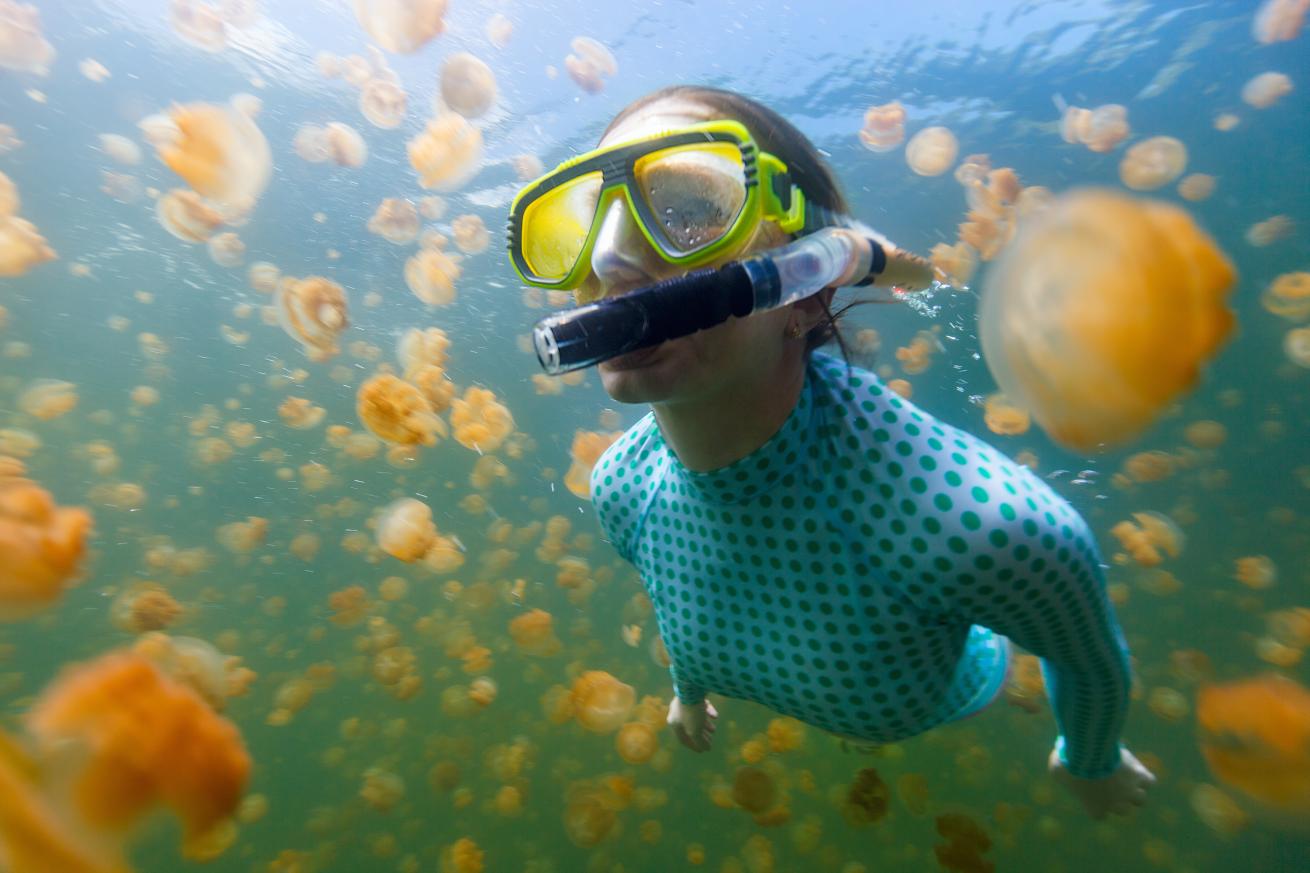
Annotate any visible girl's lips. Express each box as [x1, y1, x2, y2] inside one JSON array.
[[602, 344, 661, 371]]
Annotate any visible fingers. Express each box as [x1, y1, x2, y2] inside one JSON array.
[[705, 701, 719, 719]]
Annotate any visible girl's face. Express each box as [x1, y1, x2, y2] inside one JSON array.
[[586, 96, 796, 406]]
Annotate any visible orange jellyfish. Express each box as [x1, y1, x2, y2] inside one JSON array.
[[322, 122, 368, 167], [858, 101, 906, 152], [397, 326, 450, 374], [1110, 511, 1184, 567], [0, 476, 93, 619], [843, 768, 890, 826], [408, 113, 483, 191], [732, 766, 778, 813], [1241, 72, 1293, 109], [1177, 173, 1216, 202], [486, 12, 513, 48], [215, 516, 267, 553], [352, 0, 447, 53], [0, 0, 54, 75], [359, 76, 407, 129], [451, 214, 490, 254], [405, 246, 462, 306], [978, 188, 1235, 452], [1233, 555, 1277, 590], [357, 374, 444, 446], [374, 498, 436, 561], [25, 650, 250, 846], [97, 134, 140, 166], [565, 36, 617, 94], [367, 198, 419, 245], [110, 583, 183, 633], [930, 241, 978, 286], [450, 387, 513, 452], [155, 188, 222, 243], [508, 609, 562, 657], [141, 95, 271, 217], [1197, 674, 1310, 816], [1285, 327, 1310, 367], [563, 784, 617, 847], [1061, 103, 1130, 153], [274, 275, 349, 361], [18, 379, 78, 421], [277, 396, 325, 430], [1246, 214, 1294, 247], [570, 671, 635, 733], [440, 53, 497, 118], [616, 722, 658, 764], [206, 231, 244, 267], [1253, 0, 1310, 43], [0, 213, 54, 276], [1119, 136, 1187, 190], [905, 126, 958, 176], [247, 260, 279, 293], [1262, 272, 1310, 321], [564, 430, 621, 498], [982, 393, 1030, 436], [934, 813, 994, 873]]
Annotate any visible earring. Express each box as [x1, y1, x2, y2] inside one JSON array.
[[788, 323, 803, 339]]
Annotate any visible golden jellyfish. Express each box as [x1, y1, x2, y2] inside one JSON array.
[[352, 0, 447, 54], [277, 396, 325, 429], [511, 153, 544, 181], [360, 767, 405, 812], [1253, 0, 1309, 43], [1263, 272, 1310, 321], [397, 326, 450, 374], [508, 608, 562, 657], [25, 651, 251, 843], [18, 379, 78, 421], [247, 261, 278, 293], [215, 516, 267, 553], [450, 386, 514, 452], [408, 113, 483, 191], [486, 12, 513, 47], [1197, 674, 1310, 815], [858, 101, 906, 152], [1285, 326, 1310, 367], [156, 188, 222, 243], [359, 76, 407, 129], [982, 393, 1030, 436], [565, 36, 618, 94], [368, 198, 420, 245], [374, 497, 437, 561], [169, 0, 225, 52], [843, 768, 890, 826], [0, 0, 54, 75], [142, 95, 271, 215], [328, 585, 369, 626], [206, 231, 244, 268], [97, 133, 141, 166], [732, 766, 778, 814], [0, 476, 92, 619], [1119, 136, 1187, 190], [110, 582, 182, 633], [405, 247, 462, 306], [0, 214, 55, 275], [444, 836, 484, 873], [571, 670, 635, 733], [131, 634, 239, 712], [1122, 449, 1175, 483], [1061, 103, 1130, 153], [1184, 419, 1227, 449], [1241, 71, 1293, 108], [274, 275, 349, 361], [895, 330, 939, 375], [1110, 511, 1183, 567], [930, 241, 978, 286], [1233, 555, 1277, 590], [1246, 214, 1294, 247], [616, 722, 658, 765], [905, 126, 958, 177], [357, 374, 443, 446], [451, 213, 490, 254], [934, 813, 993, 873], [1177, 173, 1216, 202], [322, 122, 368, 167], [440, 53, 497, 118], [1191, 783, 1249, 837], [978, 189, 1235, 452], [564, 429, 621, 498], [563, 785, 617, 848]]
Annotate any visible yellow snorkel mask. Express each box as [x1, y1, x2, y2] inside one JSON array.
[[506, 120, 808, 297]]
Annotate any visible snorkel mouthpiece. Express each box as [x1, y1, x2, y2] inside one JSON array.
[[531, 227, 893, 375]]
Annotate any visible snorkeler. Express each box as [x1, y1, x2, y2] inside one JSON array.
[[506, 85, 1155, 820]]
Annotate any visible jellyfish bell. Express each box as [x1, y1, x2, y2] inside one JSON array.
[[1253, 0, 1309, 43], [440, 53, 497, 118], [570, 671, 635, 733], [859, 101, 906, 152], [145, 96, 271, 214], [407, 113, 483, 191], [0, 214, 55, 275], [359, 77, 406, 129], [97, 134, 141, 167], [323, 122, 368, 167], [368, 198, 420, 245], [979, 188, 1235, 452], [905, 126, 959, 177], [1119, 136, 1187, 190], [0, 476, 93, 620], [357, 374, 443, 446], [374, 497, 437, 561], [353, 0, 448, 54], [1241, 71, 1293, 109], [0, 0, 55, 74]]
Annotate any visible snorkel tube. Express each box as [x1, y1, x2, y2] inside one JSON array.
[[531, 226, 928, 375]]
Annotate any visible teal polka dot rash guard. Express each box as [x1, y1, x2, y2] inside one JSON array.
[[590, 353, 1132, 779]]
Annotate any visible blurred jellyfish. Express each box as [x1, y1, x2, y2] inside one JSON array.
[[843, 768, 890, 826], [565, 36, 617, 94], [352, 0, 447, 54], [274, 275, 349, 361], [277, 397, 324, 429], [1118, 136, 1187, 190], [97, 133, 141, 166], [156, 188, 223, 242], [0, 213, 55, 275], [1246, 214, 1294, 247], [215, 516, 267, 553], [1197, 674, 1310, 816], [451, 214, 490, 254], [1241, 72, 1293, 108], [1233, 555, 1277, 590], [408, 113, 483, 191], [360, 767, 405, 812], [450, 387, 514, 452], [1060, 103, 1130, 153], [934, 813, 993, 873], [1285, 326, 1310, 367], [322, 122, 368, 167], [141, 95, 271, 216], [930, 241, 977, 287], [1262, 272, 1310, 321], [564, 430, 621, 498], [982, 394, 1030, 436], [111, 582, 183, 633], [397, 326, 450, 374], [508, 609, 562, 657], [570, 671, 635, 734], [405, 247, 462, 310], [1110, 511, 1184, 567], [978, 189, 1235, 452], [563, 784, 617, 847], [359, 76, 407, 129], [99, 170, 142, 203], [0, 0, 54, 74], [206, 231, 244, 267], [0, 476, 92, 619], [1253, 0, 1309, 43], [1177, 173, 1216, 202], [732, 766, 778, 814], [357, 375, 444, 446], [368, 198, 419, 244], [486, 12, 513, 47], [374, 498, 436, 561], [440, 53, 497, 118], [511, 153, 544, 181], [858, 101, 906, 152], [905, 127, 958, 176], [19, 379, 78, 420]]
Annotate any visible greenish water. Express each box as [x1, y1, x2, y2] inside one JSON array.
[[1, 1, 1308, 871]]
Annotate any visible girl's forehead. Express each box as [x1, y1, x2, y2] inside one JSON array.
[[599, 97, 723, 148]]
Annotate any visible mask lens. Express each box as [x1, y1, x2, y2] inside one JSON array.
[[635, 142, 748, 254], [520, 171, 604, 283]]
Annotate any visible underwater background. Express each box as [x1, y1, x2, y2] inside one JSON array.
[[1, 0, 1308, 871]]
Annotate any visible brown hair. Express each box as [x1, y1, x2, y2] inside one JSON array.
[[604, 86, 870, 359]]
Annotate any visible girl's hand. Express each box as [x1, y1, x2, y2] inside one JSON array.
[[667, 696, 718, 752], [1049, 746, 1157, 819]]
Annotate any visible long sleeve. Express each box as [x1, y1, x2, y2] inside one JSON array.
[[947, 492, 1132, 778], [670, 662, 708, 706]]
